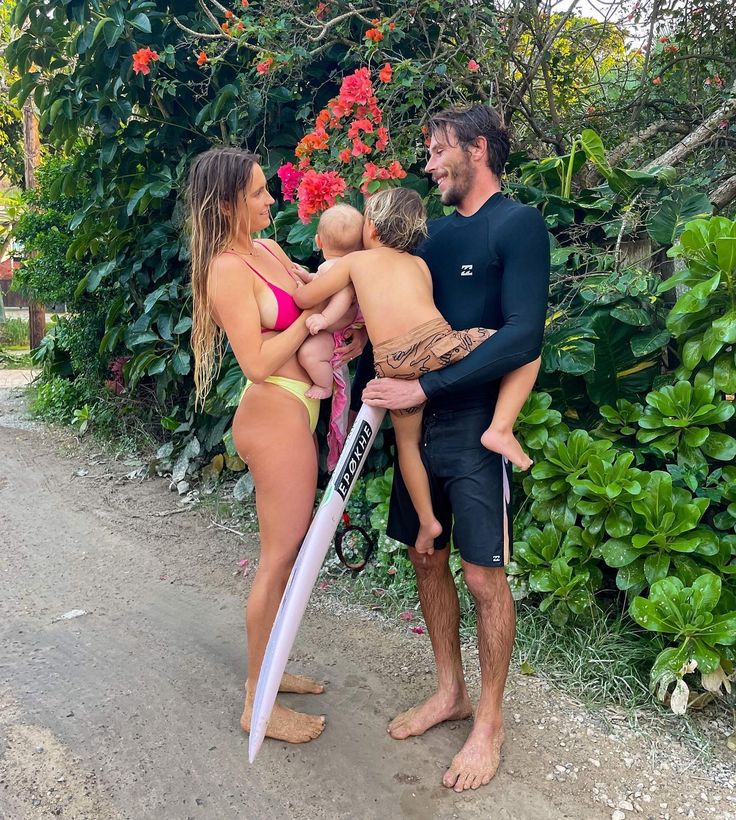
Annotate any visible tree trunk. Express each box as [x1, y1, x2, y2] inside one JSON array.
[[710, 174, 736, 213], [642, 79, 736, 172], [23, 98, 45, 350]]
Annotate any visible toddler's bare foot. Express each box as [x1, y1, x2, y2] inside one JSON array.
[[280, 672, 324, 694], [241, 692, 325, 744], [480, 428, 533, 471], [414, 518, 443, 554], [305, 384, 333, 400]]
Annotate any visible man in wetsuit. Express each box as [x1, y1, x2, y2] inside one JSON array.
[[361, 105, 550, 791]]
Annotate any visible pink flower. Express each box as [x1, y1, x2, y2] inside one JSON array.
[[387, 567, 397, 575], [339, 67, 374, 107], [467, 59, 480, 72], [256, 56, 274, 74], [277, 162, 305, 202], [411, 626, 426, 635], [296, 169, 347, 222], [399, 610, 414, 621]]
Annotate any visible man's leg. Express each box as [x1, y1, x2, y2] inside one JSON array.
[[388, 547, 473, 739], [442, 564, 514, 791]]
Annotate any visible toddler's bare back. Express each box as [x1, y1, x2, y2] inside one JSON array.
[[348, 247, 443, 346]]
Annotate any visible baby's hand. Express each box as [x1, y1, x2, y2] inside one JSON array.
[[306, 314, 328, 335], [292, 264, 315, 285]]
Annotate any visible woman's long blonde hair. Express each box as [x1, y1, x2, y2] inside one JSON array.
[[185, 147, 260, 407]]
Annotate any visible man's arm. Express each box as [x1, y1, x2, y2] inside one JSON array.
[[419, 206, 550, 401]]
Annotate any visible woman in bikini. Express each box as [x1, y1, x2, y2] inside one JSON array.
[[186, 146, 327, 746]]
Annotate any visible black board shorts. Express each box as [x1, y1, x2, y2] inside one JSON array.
[[386, 402, 513, 567]]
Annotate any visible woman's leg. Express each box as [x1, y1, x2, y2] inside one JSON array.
[[480, 357, 541, 470], [391, 410, 443, 555], [297, 332, 335, 400], [233, 382, 325, 744]]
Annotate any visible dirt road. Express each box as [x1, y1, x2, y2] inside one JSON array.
[[1, 373, 734, 820]]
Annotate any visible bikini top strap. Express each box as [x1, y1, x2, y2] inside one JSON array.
[[254, 240, 300, 283], [222, 249, 271, 286]]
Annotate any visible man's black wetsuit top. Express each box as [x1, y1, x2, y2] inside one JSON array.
[[351, 191, 551, 410]]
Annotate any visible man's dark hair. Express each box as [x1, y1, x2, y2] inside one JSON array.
[[427, 105, 510, 178]]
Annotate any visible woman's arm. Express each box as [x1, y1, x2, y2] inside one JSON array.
[[209, 254, 313, 383], [293, 255, 353, 308]]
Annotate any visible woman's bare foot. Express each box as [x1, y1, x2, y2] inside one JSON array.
[[241, 693, 325, 744], [279, 672, 324, 694], [414, 518, 443, 554], [442, 723, 505, 791], [480, 428, 532, 471], [305, 384, 332, 400], [388, 690, 473, 740]]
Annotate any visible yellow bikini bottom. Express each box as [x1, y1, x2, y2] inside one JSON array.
[[242, 376, 320, 433]]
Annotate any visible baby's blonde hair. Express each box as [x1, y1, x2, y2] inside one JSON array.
[[363, 188, 427, 253], [317, 204, 364, 255]]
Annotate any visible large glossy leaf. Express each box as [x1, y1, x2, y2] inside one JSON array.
[[647, 189, 712, 246]]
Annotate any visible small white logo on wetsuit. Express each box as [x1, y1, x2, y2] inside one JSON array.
[[460, 264, 474, 276]]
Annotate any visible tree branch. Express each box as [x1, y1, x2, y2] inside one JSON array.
[[710, 174, 736, 212]]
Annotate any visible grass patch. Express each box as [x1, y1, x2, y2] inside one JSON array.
[[0, 349, 33, 369], [0, 317, 30, 348]]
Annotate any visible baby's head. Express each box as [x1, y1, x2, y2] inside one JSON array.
[[362, 188, 427, 253], [316, 204, 364, 259]]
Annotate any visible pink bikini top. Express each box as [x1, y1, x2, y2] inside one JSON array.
[[224, 241, 302, 333]]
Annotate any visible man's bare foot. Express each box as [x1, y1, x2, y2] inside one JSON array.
[[442, 724, 505, 791], [480, 428, 533, 471], [388, 690, 472, 740], [241, 694, 325, 744], [279, 672, 324, 694], [305, 384, 332, 399], [414, 518, 443, 554]]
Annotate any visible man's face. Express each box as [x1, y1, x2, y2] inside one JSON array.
[[425, 127, 474, 207]]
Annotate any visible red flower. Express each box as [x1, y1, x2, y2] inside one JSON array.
[[296, 170, 347, 222], [388, 21, 396, 30], [399, 610, 414, 621], [338, 147, 352, 163], [375, 126, 389, 152], [467, 59, 480, 72], [652, 76, 662, 85], [351, 138, 371, 157], [659, 35, 669, 43], [221, 21, 230, 33], [379, 63, 392, 83], [132, 47, 159, 75], [277, 162, 304, 202], [370, 17, 380, 24], [315, 2, 327, 18], [342, 512, 351, 526], [225, 9, 233, 18], [256, 56, 274, 74], [339, 67, 373, 107], [241, 0, 248, 5], [365, 28, 384, 42], [411, 626, 426, 635], [196, 50, 208, 66], [388, 159, 406, 179]]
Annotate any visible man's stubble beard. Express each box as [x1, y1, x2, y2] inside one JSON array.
[[439, 156, 474, 208]]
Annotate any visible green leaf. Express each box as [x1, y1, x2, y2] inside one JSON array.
[[579, 129, 612, 177], [647, 190, 712, 246], [701, 433, 736, 461], [130, 12, 151, 32]]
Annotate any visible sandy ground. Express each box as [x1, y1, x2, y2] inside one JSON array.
[[1, 370, 735, 820]]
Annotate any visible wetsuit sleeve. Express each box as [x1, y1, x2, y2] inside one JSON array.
[[419, 207, 550, 399]]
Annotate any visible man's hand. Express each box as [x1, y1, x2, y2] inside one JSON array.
[[306, 313, 328, 335], [362, 376, 427, 410], [334, 325, 368, 364]]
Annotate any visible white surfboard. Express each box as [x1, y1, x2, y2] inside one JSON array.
[[248, 404, 386, 762]]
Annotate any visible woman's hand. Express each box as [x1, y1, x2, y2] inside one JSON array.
[[334, 325, 368, 364]]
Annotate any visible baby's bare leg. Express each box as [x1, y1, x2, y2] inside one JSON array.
[[391, 410, 442, 555], [297, 332, 336, 399], [481, 357, 541, 470]]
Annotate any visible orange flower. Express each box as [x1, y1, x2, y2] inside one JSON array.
[[467, 59, 480, 72], [365, 28, 383, 42], [197, 50, 208, 66], [315, 2, 327, 18], [236, 21, 244, 30], [241, 0, 248, 5], [225, 9, 233, 18], [221, 21, 230, 33], [338, 147, 352, 163], [388, 21, 396, 30], [652, 76, 662, 85], [256, 56, 274, 74], [371, 17, 380, 24], [379, 63, 392, 83], [132, 47, 159, 75]]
